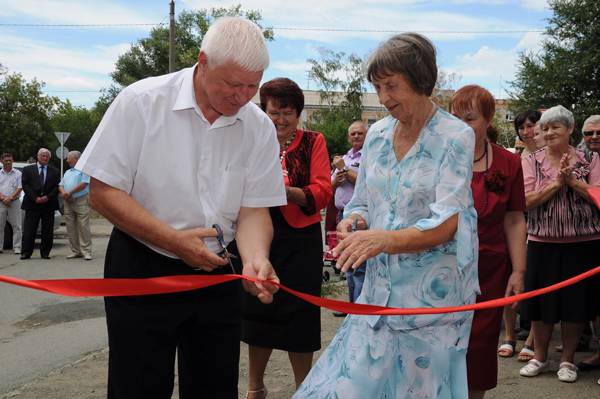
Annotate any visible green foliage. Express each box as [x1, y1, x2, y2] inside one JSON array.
[[51, 100, 97, 154], [0, 65, 60, 164], [94, 4, 273, 123], [508, 0, 600, 144], [110, 4, 274, 88], [304, 48, 366, 156]]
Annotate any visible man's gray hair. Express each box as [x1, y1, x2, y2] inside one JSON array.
[[348, 120, 368, 134], [365, 32, 438, 97], [69, 150, 82, 159], [582, 115, 600, 132], [38, 148, 51, 157], [540, 105, 574, 130], [200, 17, 269, 72]]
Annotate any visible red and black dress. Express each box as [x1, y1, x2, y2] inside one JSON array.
[[466, 143, 526, 391], [242, 129, 332, 352]]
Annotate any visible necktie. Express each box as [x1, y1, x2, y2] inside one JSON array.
[[40, 166, 45, 192]]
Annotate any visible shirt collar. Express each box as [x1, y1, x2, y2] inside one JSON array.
[[172, 65, 198, 112], [172, 64, 246, 129], [347, 147, 362, 158], [37, 162, 46, 169]]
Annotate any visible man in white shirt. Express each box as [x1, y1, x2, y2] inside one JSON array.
[[0, 153, 22, 254], [77, 17, 286, 399]]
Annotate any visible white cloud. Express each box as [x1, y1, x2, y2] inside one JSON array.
[[272, 61, 311, 73], [514, 30, 544, 52], [49, 77, 99, 90], [0, 0, 158, 26]]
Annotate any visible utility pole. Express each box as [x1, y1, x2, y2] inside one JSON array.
[[169, 0, 176, 73]]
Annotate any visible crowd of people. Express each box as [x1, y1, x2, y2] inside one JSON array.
[[0, 148, 92, 261], [4, 15, 599, 399]]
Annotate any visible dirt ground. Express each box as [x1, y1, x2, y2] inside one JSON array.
[[3, 282, 600, 398]]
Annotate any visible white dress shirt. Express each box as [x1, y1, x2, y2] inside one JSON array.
[[77, 65, 286, 257]]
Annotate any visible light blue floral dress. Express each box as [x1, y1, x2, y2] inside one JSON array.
[[293, 109, 480, 399]]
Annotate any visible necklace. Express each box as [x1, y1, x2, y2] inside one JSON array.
[[279, 129, 297, 163], [473, 138, 488, 163], [478, 140, 489, 215], [386, 100, 437, 202]]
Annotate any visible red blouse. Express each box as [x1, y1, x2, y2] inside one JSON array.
[[280, 129, 332, 228]]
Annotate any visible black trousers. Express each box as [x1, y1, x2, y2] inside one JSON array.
[[104, 228, 243, 399], [21, 208, 54, 257]]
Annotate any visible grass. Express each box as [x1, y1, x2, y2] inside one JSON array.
[[321, 280, 346, 297]]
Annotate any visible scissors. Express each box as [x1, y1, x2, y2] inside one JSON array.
[[212, 223, 237, 274]]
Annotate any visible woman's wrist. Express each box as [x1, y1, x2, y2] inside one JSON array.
[[286, 186, 291, 199]]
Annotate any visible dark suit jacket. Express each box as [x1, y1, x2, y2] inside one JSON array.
[[21, 163, 61, 211]]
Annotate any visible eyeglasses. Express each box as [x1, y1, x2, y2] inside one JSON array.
[[583, 130, 600, 137]]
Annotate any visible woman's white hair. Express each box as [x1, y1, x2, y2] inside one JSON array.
[[540, 105, 574, 130], [200, 17, 269, 72]]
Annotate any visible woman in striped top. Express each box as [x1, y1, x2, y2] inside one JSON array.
[[519, 105, 600, 383]]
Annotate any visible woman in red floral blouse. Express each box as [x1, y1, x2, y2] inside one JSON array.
[[242, 78, 332, 399], [450, 85, 527, 399]]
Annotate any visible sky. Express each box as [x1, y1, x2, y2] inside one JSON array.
[[0, 0, 552, 110]]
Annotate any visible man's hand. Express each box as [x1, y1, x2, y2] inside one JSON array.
[[241, 257, 279, 304], [66, 196, 75, 203], [334, 171, 347, 184], [168, 227, 229, 272], [34, 196, 48, 204], [332, 157, 346, 171], [1, 197, 10, 207]]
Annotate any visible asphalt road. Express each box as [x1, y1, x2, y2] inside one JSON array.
[[0, 220, 112, 395], [2, 219, 600, 398]]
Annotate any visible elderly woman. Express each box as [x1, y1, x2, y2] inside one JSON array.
[[242, 78, 332, 399], [533, 121, 546, 149], [449, 85, 527, 399], [515, 110, 542, 157], [293, 33, 479, 398], [518, 105, 600, 383]]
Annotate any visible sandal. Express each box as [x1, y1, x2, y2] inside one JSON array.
[[245, 385, 268, 399], [520, 359, 550, 377], [557, 362, 578, 383], [497, 340, 517, 357], [518, 345, 535, 362]]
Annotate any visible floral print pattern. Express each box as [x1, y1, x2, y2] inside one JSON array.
[[293, 109, 479, 399]]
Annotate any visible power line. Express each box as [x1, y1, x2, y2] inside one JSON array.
[[0, 23, 162, 27], [0, 23, 539, 34], [44, 90, 100, 93]]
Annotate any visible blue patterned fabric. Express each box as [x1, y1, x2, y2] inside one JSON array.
[[294, 109, 480, 398]]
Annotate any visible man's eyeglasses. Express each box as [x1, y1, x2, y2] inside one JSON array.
[[583, 130, 600, 137]]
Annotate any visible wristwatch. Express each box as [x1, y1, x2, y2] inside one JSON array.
[[343, 166, 350, 172]]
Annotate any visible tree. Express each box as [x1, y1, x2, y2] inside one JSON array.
[[304, 48, 367, 156], [93, 4, 274, 122], [51, 100, 97, 154], [508, 0, 600, 143], [0, 64, 60, 164], [110, 4, 274, 88]]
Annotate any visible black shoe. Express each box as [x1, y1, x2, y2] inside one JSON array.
[[41, 255, 51, 259], [332, 312, 348, 317], [516, 329, 530, 341], [20, 254, 30, 260]]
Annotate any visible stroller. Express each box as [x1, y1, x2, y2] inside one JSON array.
[[322, 231, 341, 282]]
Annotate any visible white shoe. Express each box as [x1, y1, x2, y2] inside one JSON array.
[[14, 249, 21, 254], [84, 254, 92, 261], [557, 362, 578, 382], [67, 253, 83, 259], [520, 359, 550, 377]]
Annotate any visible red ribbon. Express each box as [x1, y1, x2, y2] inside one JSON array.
[[589, 187, 600, 209], [2, 265, 600, 316]]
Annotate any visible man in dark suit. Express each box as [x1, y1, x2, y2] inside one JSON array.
[[20, 148, 60, 260]]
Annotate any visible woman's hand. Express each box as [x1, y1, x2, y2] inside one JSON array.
[[333, 229, 387, 273], [505, 270, 525, 310], [558, 153, 576, 187]]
